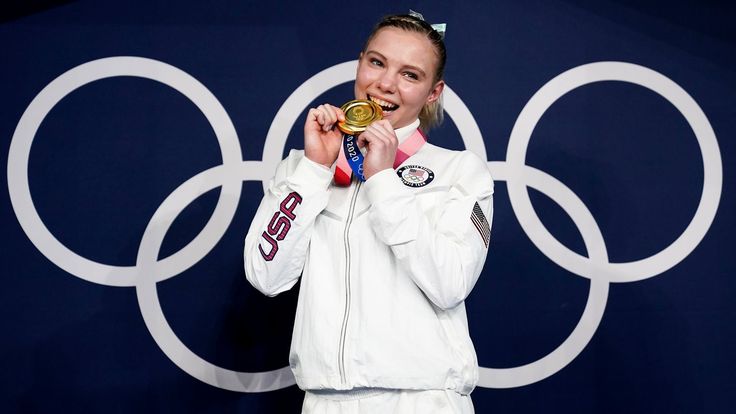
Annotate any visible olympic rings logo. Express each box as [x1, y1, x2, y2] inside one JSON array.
[[7, 57, 722, 392]]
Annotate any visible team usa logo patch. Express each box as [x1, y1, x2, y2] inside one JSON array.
[[397, 165, 434, 187], [471, 202, 491, 248]]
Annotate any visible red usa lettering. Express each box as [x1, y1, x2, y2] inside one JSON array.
[[259, 192, 303, 261]]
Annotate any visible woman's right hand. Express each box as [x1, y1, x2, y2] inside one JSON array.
[[304, 104, 345, 168]]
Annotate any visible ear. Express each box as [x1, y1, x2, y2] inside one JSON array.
[[426, 80, 445, 104]]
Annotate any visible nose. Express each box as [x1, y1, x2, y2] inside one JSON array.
[[378, 72, 397, 93]]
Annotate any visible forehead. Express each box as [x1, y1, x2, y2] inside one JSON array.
[[365, 27, 438, 71]]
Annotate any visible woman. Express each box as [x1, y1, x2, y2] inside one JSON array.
[[245, 12, 493, 413]]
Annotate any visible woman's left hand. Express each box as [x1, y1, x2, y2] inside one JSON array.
[[357, 120, 398, 180]]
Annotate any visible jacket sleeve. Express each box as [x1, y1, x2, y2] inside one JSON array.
[[244, 150, 333, 297], [364, 151, 494, 310]]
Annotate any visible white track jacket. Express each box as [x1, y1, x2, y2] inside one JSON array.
[[244, 122, 494, 395]]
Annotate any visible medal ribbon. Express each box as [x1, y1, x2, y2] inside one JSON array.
[[334, 129, 427, 186]]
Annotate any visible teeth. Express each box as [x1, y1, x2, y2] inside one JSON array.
[[369, 95, 398, 110]]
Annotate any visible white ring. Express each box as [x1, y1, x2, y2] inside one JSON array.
[[7, 56, 243, 287], [479, 162, 609, 388], [135, 163, 295, 392], [505, 61, 722, 283]]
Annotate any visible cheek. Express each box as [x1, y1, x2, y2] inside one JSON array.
[[354, 75, 370, 95], [355, 64, 374, 86], [399, 85, 428, 107]]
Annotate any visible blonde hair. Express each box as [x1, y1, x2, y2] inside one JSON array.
[[362, 14, 447, 131]]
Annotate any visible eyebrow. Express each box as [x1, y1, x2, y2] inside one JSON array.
[[365, 50, 427, 78]]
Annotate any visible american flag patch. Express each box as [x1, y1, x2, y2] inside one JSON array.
[[471, 202, 490, 247]]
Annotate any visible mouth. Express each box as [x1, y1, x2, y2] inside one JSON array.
[[367, 95, 399, 115]]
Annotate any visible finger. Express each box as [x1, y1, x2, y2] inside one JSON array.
[[323, 105, 338, 130], [357, 128, 381, 149], [357, 130, 370, 148], [335, 107, 346, 122], [314, 108, 326, 126], [317, 104, 337, 131], [364, 123, 394, 146], [308, 108, 319, 121], [371, 120, 397, 140], [319, 104, 345, 123], [359, 129, 390, 152], [307, 108, 325, 132], [316, 105, 327, 128], [365, 120, 388, 137]]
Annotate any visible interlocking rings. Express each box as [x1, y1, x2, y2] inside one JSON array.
[[7, 57, 290, 392], [506, 62, 722, 284], [7, 58, 721, 391], [477, 62, 722, 388]]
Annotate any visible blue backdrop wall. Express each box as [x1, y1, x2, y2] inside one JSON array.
[[2, 0, 734, 412]]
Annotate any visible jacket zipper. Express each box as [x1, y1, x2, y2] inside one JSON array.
[[338, 180, 361, 385]]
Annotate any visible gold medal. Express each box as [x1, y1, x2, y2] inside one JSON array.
[[337, 99, 383, 135]]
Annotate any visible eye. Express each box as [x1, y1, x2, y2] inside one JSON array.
[[402, 71, 419, 80], [370, 58, 384, 67]]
